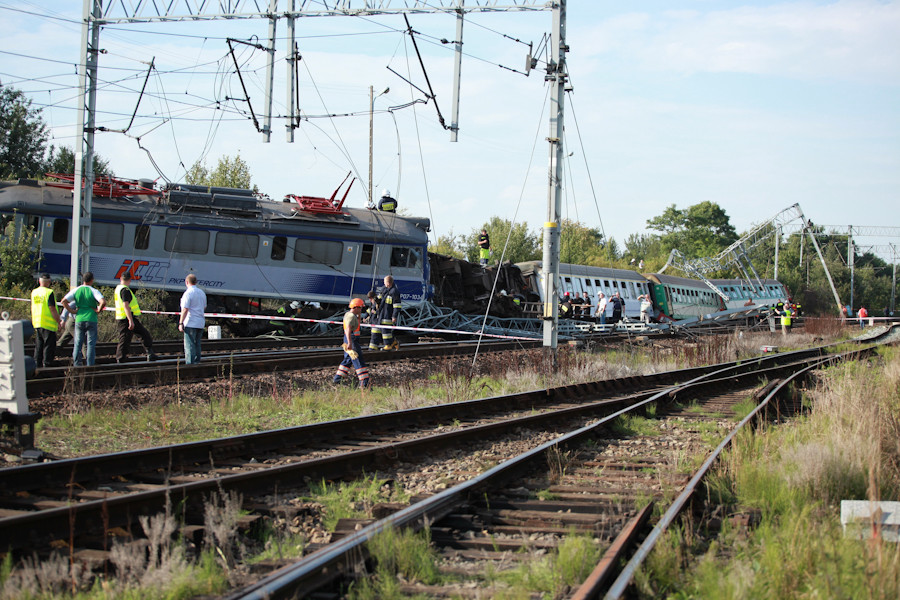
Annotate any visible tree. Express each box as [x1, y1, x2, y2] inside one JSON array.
[[0, 84, 48, 179], [428, 231, 465, 259], [45, 145, 113, 177], [0, 217, 41, 293], [464, 217, 540, 265], [186, 154, 254, 190], [646, 201, 737, 258], [559, 219, 605, 265]]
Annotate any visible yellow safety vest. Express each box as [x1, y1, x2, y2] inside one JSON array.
[[781, 308, 792, 327], [31, 286, 58, 331], [114, 284, 141, 319]]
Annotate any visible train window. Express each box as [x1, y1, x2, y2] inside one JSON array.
[[294, 238, 342, 265], [0, 214, 12, 232], [92, 222, 124, 247], [360, 243, 374, 266], [271, 236, 287, 261], [408, 247, 422, 269], [26, 215, 40, 230], [613, 281, 618, 289], [215, 232, 259, 258], [134, 224, 151, 250], [628, 282, 636, 297], [603, 280, 610, 289], [390, 246, 421, 269], [52, 219, 68, 243], [165, 228, 209, 254], [594, 279, 601, 286]]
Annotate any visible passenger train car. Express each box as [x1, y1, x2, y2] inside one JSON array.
[[516, 261, 653, 320], [516, 261, 735, 321], [643, 273, 726, 319], [709, 278, 789, 310], [0, 177, 431, 312]]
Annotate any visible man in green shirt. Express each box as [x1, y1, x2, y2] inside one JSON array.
[[61, 272, 107, 366]]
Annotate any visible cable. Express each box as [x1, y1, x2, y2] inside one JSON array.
[[472, 82, 551, 367]]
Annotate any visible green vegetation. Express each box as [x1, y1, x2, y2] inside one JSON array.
[[349, 526, 444, 599], [634, 347, 900, 598], [0, 218, 41, 293], [185, 154, 255, 191], [612, 413, 661, 437], [492, 533, 602, 597], [302, 476, 407, 532]]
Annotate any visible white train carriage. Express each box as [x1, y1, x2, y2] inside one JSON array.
[[516, 261, 652, 319], [644, 273, 726, 320], [710, 278, 789, 310], [0, 178, 431, 309]]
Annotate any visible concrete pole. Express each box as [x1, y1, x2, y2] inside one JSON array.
[[892, 244, 897, 315], [368, 85, 374, 207], [449, 2, 464, 142], [71, 0, 101, 286], [261, 1, 277, 142], [541, 0, 567, 358]]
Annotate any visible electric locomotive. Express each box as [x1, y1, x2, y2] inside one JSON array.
[[0, 177, 431, 314]]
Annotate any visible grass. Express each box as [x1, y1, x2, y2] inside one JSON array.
[[301, 475, 407, 532], [634, 346, 900, 599], [348, 526, 444, 600], [491, 532, 602, 597]]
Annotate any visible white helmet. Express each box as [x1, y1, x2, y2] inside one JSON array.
[[290, 301, 301, 309], [381, 189, 391, 198]]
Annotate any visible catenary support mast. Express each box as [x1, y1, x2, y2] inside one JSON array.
[[541, 0, 567, 354], [71, 0, 102, 286]]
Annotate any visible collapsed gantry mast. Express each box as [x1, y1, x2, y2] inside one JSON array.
[[661, 203, 843, 312]]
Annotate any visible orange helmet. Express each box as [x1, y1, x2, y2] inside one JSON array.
[[349, 298, 365, 308]]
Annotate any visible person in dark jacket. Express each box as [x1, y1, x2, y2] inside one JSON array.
[[368, 275, 402, 350], [609, 292, 624, 324]]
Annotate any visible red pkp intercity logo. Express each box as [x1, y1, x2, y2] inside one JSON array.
[[114, 260, 149, 280]]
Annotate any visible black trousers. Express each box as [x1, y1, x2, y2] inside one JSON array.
[[116, 317, 154, 361], [34, 328, 57, 368]]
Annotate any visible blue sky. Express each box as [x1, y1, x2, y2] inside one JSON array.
[[1, 1, 898, 260]]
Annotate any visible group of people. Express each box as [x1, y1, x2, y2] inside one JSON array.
[[30, 271, 207, 369], [559, 290, 630, 324]]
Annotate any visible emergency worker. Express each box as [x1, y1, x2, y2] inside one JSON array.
[[781, 305, 792, 336], [114, 272, 158, 363], [378, 190, 397, 213], [31, 273, 60, 369], [369, 275, 402, 350], [477, 229, 491, 266], [333, 297, 370, 388]]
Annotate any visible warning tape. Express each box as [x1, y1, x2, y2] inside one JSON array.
[[0, 296, 539, 342]]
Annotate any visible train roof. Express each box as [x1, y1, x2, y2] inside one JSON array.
[[0, 179, 430, 244], [516, 261, 645, 280], [709, 278, 783, 286], [643, 273, 716, 289]]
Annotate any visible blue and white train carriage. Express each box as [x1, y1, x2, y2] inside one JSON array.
[[0, 178, 431, 311]]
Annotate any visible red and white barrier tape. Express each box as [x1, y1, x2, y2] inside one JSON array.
[[0, 296, 538, 342]]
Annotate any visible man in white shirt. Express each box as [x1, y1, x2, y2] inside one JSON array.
[[595, 292, 608, 325], [178, 273, 207, 364]]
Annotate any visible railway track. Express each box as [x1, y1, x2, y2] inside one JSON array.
[[227, 350, 858, 599], [25, 338, 538, 397], [2, 327, 893, 598], [0, 343, 856, 581]]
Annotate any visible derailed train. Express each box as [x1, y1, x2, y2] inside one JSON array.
[[0, 176, 789, 330], [516, 262, 789, 321]]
